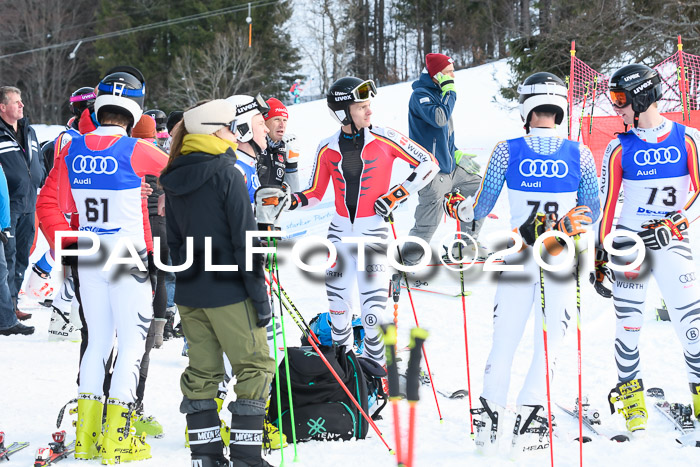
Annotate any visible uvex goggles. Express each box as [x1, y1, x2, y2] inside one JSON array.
[[202, 120, 238, 133], [351, 80, 377, 101], [609, 89, 630, 108]]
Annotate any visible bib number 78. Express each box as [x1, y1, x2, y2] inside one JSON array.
[[527, 200, 559, 218]]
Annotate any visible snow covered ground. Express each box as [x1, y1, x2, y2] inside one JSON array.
[[4, 60, 699, 466]]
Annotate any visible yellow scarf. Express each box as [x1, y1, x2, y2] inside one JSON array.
[[181, 133, 238, 156]]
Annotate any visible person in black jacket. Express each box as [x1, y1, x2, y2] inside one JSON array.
[[0, 86, 45, 321], [160, 99, 275, 467]]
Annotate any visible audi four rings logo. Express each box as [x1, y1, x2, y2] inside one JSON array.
[[72, 155, 118, 175], [518, 159, 569, 178], [679, 272, 696, 283], [633, 147, 681, 166]]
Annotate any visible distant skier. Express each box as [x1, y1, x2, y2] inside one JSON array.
[[444, 72, 599, 456], [289, 78, 303, 104], [595, 64, 700, 432]]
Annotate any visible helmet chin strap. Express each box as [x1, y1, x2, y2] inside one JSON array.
[[633, 111, 640, 129]]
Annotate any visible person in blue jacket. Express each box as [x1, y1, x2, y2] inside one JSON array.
[[400, 53, 486, 264], [0, 161, 32, 335]]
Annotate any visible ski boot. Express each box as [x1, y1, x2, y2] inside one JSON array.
[[691, 382, 700, 421], [608, 378, 647, 432], [133, 405, 164, 438], [25, 263, 54, 301], [263, 399, 287, 450], [48, 307, 81, 342], [471, 396, 504, 456], [510, 404, 552, 459], [100, 399, 151, 464], [75, 394, 103, 460]]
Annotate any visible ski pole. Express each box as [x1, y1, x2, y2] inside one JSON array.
[[390, 273, 400, 326], [588, 76, 598, 135], [305, 330, 394, 453], [270, 238, 299, 461], [264, 274, 320, 345], [576, 80, 590, 142], [536, 228, 555, 467], [266, 254, 286, 466], [387, 214, 443, 421], [406, 327, 429, 467], [455, 219, 475, 436], [268, 273, 321, 345], [575, 255, 583, 467], [382, 324, 404, 466]]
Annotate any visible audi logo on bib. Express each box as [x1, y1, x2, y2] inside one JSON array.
[[518, 159, 568, 178], [633, 147, 681, 166], [72, 155, 118, 175]]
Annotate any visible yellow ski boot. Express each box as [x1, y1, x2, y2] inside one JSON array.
[[609, 379, 648, 432], [100, 399, 151, 465], [263, 399, 287, 450], [75, 394, 103, 460], [691, 382, 700, 420]]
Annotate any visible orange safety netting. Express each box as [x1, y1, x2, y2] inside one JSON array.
[[568, 37, 700, 174]]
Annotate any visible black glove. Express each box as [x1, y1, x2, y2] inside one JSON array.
[[638, 211, 689, 250], [0, 229, 10, 245], [518, 211, 556, 246], [254, 300, 272, 328], [588, 248, 613, 298]]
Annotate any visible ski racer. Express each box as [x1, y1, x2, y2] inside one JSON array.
[[36, 66, 168, 463], [262, 77, 438, 368], [443, 72, 600, 456], [595, 64, 700, 432]]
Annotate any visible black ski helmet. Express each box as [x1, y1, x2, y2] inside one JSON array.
[[326, 77, 377, 126], [95, 65, 146, 129], [608, 64, 662, 120], [517, 72, 568, 132], [69, 86, 96, 117], [144, 109, 167, 133]]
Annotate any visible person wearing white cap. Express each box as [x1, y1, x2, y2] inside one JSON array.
[[160, 99, 275, 467]]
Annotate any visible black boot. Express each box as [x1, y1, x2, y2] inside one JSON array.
[[186, 408, 228, 467], [229, 399, 274, 467], [163, 310, 175, 340]]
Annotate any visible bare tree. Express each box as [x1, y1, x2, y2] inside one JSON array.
[[169, 25, 259, 109], [0, 0, 95, 124]]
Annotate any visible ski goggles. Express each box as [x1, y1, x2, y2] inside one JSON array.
[[202, 119, 238, 134], [237, 94, 270, 117], [351, 80, 377, 101], [610, 90, 630, 108]]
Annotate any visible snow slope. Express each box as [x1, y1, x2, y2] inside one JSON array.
[[3, 60, 698, 466]]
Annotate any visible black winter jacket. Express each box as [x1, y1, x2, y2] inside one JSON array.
[[159, 147, 270, 315], [0, 117, 45, 214]]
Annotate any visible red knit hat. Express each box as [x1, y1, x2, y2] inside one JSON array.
[[425, 53, 454, 77], [264, 98, 288, 120], [132, 114, 156, 139]]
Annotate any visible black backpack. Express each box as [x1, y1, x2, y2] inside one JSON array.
[[268, 345, 372, 442]]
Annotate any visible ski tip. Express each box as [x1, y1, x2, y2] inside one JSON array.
[[610, 434, 630, 442]]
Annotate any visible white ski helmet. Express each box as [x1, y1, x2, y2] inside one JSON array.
[[517, 72, 567, 130], [94, 65, 146, 129], [226, 94, 270, 143]]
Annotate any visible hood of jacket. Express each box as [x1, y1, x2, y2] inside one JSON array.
[[160, 135, 238, 197], [412, 71, 439, 92]]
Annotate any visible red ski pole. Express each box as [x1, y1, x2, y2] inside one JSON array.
[[405, 327, 429, 467], [387, 215, 443, 421], [456, 219, 475, 436], [382, 324, 404, 466], [539, 262, 555, 467]]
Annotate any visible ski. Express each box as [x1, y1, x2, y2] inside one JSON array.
[[555, 402, 630, 443], [646, 387, 699, 447], [0, 431, 30, 461], [33, 431, 75, 466]]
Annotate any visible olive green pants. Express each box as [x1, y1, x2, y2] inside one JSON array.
[[179, 299, 275, 402]]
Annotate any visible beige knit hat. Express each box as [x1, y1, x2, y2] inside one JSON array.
[[183, 99, 237, 135]]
